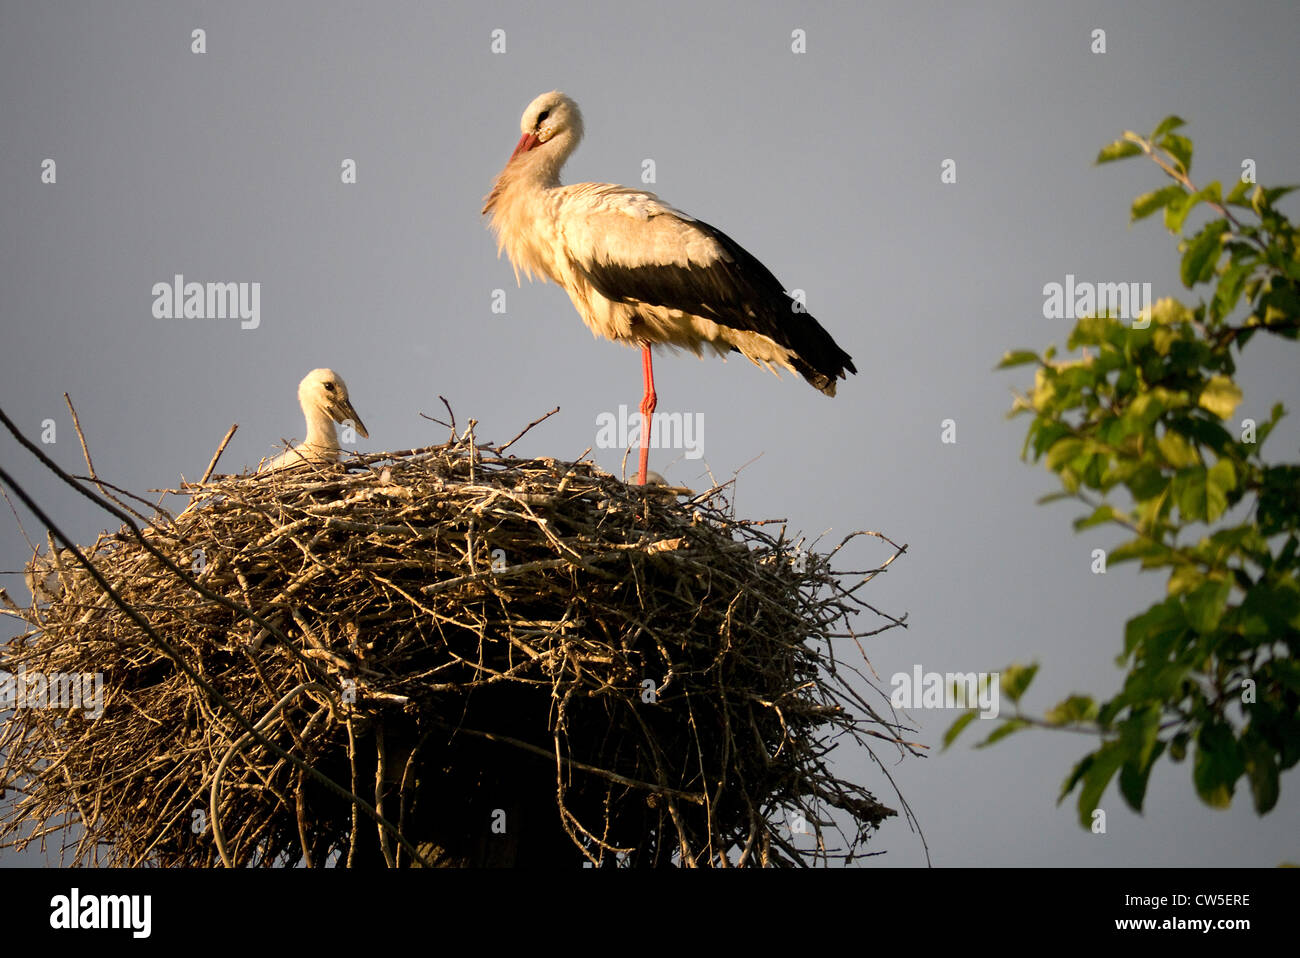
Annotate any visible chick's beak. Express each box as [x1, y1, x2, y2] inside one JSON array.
[[331, 398, 368, 439]]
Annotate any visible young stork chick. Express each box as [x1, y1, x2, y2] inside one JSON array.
[[483, 91, 855, 485], [260, 368, 368, 472]]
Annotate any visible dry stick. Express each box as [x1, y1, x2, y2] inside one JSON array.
[[417, 395, 458, 441], [464, 420, 479, 580], [0, 407, 294, 648], [498, 405, 561, 455], [347, 718, 360, 868], [64, 392, 98, 481], [295, 768, 313, 868], [210, 681, 328, 867], [374, 721, 395, 868], [0, 408, 333, 690], [7, 428, 908, 866], [395, 730, 432, 869], [439, 721, 705, 801], [63, 393, 156, 527], [0, 482, 40, 572], [199, 424, 239, 484], [0, 464, 429, 868], [69, 475, 178, 526], [0, 466, 424, 865]]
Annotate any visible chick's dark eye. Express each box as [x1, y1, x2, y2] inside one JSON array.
[[537, 109, 550, 124], [323, 382, 335, 393]]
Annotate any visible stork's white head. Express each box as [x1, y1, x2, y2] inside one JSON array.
[[509, 91, 584, 162], [299, 368, 368, 439]]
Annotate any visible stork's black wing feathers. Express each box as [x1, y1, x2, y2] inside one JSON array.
[[579, 215, 856, 395]]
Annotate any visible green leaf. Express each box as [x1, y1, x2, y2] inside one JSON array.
[[1239, 576, 1300, 634], [1167, 188, 1212, 234], [1160, 132, 1193, 173], [1198, 375, 1243, 420], [1131, 184, 1185, 223], [1193, 722, 1244, 809], [1213, 257, 1254, 321], [1123, 464, 1170, 501], [1163, 192, 1190, 232], [1001, 663, 1039, 704], [1060, 753, 1094, 803], [1123, 598, 1186, 659], [975, 718, 1030, 748], [1151, 115, 1187, 139], [942, 711, 978, 750], [1119, 742, 1165, 813], [1262, 184, 1298, 206], [1045, 694, 1097, 725], [1175, 466, 1229, 522], [1118, 709, 1165, 815], [1156, 431, 1200, 468], [1207, 456, 1236, 497], [1029, 422, 1073, 460], [1168, 416, 1234, 458], [1225, 178, 1253, 206], [1046, 437, 1085, 473], [996, 349, 1040, 369], [1077, 742, 1125, 827], [1073, 504, 1118, 531], [1125, 392, 1170, 431], [1096, 138, 1143, 165], [1180, 220, 1227, 286], [1184, 577, 1233, 633], [1068, 315, 1110, 347], [1169, 731, 1190, 762], [1244, 739, 1280, 814], [1167, 563, 1205, 598], [1108, 537, 1169, 567], [1122, 708, 1162, 766], [1036, 490, 1075, 506], [1171, 182, 1222, 233], [1257, 465, 1300, 536]]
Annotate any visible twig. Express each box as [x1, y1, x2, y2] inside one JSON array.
[[499, 406, 561, 454], [200, 424, 239, 484]]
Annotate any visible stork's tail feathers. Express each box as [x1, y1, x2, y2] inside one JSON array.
[[793, 349, 856, 396], [782, 313, 856, 396]]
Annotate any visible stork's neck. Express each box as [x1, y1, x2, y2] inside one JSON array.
[[520, 129, 578, 189], [487, 129, 577, 214], [302, 406, 339, 451], [485, 134, 580, 285]]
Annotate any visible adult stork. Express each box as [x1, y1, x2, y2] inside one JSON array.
[[259, 368, 368, 472], [483, 91, 855, 486]]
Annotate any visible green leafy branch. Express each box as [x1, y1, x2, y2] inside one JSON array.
[[948, 117, 1300, 828]]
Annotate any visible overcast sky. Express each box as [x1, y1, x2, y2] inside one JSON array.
[[1, 0, 1297, 867]]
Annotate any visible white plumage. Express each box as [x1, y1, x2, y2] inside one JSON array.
[[259, 368, 368, 472], [483, 91, 854, 390], [483, 91, 854, 484]]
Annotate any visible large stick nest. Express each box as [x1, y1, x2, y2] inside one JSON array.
[[1, 426, 913, 867]]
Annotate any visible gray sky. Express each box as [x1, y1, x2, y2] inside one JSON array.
[[1, 0, 1297, 867]]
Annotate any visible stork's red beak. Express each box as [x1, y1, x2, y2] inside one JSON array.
[[509, 132, 541, 161]]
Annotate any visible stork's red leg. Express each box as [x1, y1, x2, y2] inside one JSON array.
[[638, 343, 657, 485]]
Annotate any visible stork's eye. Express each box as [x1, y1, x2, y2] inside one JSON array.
[[323, 382, 335, 393], [537, 109, 550, 124]]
